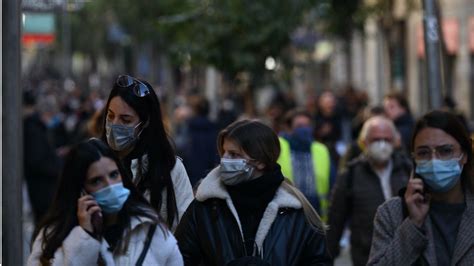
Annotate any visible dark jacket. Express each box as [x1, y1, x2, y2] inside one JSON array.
[[327, 152, 411, 266], [175, 167, 331, 266], [182, 116, 219, 186], [23, 113, 62, 223], [393, 112, 415, 151]]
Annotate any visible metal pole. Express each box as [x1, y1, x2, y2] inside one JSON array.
[[2, 0, 23, 264], [422, 0, 444, 109]]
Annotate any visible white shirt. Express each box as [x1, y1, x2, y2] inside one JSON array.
[[373, 159, 393, 200]]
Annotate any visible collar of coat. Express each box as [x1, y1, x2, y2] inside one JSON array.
[[129, 213, 156, 231], [195, 166, 302, 256]]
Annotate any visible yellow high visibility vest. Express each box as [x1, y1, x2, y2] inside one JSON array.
[[277, 137, 331, 221]]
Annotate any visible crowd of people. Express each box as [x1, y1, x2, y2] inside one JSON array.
[[23, 74, 474, 265]]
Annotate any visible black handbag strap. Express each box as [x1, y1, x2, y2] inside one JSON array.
[[136, 224, 157, 266]]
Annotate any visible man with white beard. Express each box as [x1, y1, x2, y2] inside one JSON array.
[[327, 116, 412, 266]]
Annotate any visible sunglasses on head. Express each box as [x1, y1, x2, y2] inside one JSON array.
[[115, 75, 150, 97]]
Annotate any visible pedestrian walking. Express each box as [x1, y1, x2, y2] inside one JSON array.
[[277, 108, 333, 219], [383, 91, 415, 152], [175, 119, 331, 265], [101, 74, 193, 230], [23, 90, 63, 225], [368, 110, 474, 265], [327, 116, 411, 266], [28, 138, 183, 265]]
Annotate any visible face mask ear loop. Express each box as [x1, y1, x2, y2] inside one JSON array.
[[135, 118, 150, 138]]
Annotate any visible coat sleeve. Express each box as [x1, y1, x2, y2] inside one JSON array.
[[171, 158, 194, 221], [367, 200, 428, 265], [149, 226, 184, 266], [27, 226, 101, 266], [165, 242, 185, 266], [326, 169, 350, 259], [175, 200, 203, 265]]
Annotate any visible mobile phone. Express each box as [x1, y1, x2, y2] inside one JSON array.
[[411, 159, 431, 200], [81, 189, 103, 237]]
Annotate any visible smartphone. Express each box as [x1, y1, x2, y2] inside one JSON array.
[[81, 189, 103, 237]]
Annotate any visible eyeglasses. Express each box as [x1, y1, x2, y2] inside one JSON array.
[[413, 144, 460, 161], [115, 75, 150, 97]]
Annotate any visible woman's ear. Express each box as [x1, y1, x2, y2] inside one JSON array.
[[461, 153, 468, 165], [256, 162, 266, 170]]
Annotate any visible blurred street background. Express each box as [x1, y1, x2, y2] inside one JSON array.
[[3, 0, 474, 265]]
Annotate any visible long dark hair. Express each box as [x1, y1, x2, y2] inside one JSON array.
[[411, 110, 473, 193], [101, 76, 178, 227], [32, 138, 162, 263], [217, 119, 326, 232]]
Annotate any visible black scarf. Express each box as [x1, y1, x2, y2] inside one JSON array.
[[226, 167, 284, 255]]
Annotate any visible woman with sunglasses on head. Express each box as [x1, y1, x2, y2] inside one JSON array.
[[175, 119, 331, 265], [28, 138, 183, 265], [101, 75, 193, 231], [368, 110, 474, 265]]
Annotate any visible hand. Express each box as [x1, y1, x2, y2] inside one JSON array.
[[404, 175, 430, 228], [77, 195, 102, 234]]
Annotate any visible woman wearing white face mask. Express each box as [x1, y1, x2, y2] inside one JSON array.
[[175, 119, 331, 265], [101, 75, 193, 231], [368, 110, 474, 265], [28, 138, 183, 266]]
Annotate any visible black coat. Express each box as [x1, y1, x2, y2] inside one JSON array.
[[327, 152, 412, 266], [175, 168, 331, 266]]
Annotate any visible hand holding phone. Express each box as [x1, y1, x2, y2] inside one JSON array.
[[78, 190, 103, 238], [404, 171, 430, 227]]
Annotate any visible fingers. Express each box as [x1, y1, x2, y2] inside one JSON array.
[[78, 196, 99, 212], [407, 178, 424, 193], [77, 195, 102, 217], [410, 192, 425, 203]]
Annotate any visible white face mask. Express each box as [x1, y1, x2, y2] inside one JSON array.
[[366, 140, 393, 163], [220, 158, 256, 186]]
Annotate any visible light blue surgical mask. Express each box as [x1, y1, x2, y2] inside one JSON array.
[[91, 183, 130, 213], [220, 158, 256, 186], [105, 121, 142, 151], [415, 154, 464, 192]]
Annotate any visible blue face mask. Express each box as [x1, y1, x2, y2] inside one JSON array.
[[415, 155, 464, 192], [91, 183, 130, 213], [293, 126, 313, 143]]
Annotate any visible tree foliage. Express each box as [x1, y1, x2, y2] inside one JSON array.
[[71, 0, 318, 83]]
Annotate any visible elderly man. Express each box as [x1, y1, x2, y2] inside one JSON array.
[[327, 116, 412, 266]]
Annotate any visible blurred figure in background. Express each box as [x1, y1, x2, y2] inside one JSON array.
[[327, 116, 411, 266], [383, 91, 415, 152], [314, 90, 342, 146], [278, 108, 333, 219], [314, 91, 343, 177], [86, 107, 106, 138], [23, 90, 63, 225], [216, 98, 239, 131], [441, 96, 470, 133], [101, 74, 194, 231], [339, 105, 386, 171], [181, 94, 220, 187]]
